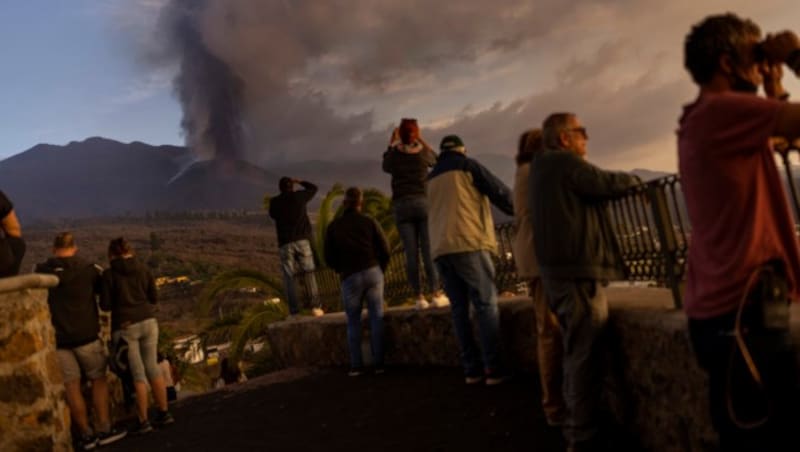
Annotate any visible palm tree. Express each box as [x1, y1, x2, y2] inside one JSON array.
[[314, 185, 400, 267], [197, 269, 287, 363], [197, 269, 284, 318], [314, 184, 345, 267]]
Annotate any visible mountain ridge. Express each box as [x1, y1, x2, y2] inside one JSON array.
[[0, 137, 676, 221]]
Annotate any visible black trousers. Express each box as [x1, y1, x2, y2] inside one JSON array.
[[688, 307, 796, 452]]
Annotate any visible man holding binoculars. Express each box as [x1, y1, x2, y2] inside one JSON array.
[[679, 14, 800, 451]]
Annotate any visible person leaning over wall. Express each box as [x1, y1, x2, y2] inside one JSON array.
[[679, 13, 800, 451], [511, 129, 565, 428], [530, 112, 640, 451], [0, 189, 25, 277], [35, 232, 127, 450], [100, 237, 175, 434]]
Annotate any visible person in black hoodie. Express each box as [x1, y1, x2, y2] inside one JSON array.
[[325, 187, 391, 375], [382, 119, 449, 310], [36, 232, 127, 450], [100, 237, 173, 433], [268, 177, 324, 317], [0, 189, 25, 277]]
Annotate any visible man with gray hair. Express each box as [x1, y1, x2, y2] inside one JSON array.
[[530, 113, 639, 450]]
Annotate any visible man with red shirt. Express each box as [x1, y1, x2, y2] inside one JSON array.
[[679, 14, 800, 450]]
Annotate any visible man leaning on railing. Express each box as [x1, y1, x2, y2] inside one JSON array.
[[678, 13, 800, 451], [529, 113, 640, 451]]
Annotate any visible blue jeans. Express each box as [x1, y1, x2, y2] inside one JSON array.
[[435, 251, 503, 376], [341, 266, 385, 369], [279, 239, 319, 314], [114, 318, 161, 383], [393, 197, 439, 295]]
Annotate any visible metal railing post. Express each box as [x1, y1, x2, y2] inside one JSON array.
[[647, 182, 683, 309]]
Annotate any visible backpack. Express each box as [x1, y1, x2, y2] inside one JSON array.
[[108, 336, 130, 376]]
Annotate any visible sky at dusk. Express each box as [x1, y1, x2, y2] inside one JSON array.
[[2, 0, 800, 172]]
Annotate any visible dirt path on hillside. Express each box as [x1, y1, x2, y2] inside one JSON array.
[[103, 367, 638, 452]]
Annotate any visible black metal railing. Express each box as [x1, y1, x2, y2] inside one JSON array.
[[606, 176, 689, 308]]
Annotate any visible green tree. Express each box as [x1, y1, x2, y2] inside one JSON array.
[[314, 185, 400, 267], [197, 269, 283, 318], [197, 269, 286, 363]]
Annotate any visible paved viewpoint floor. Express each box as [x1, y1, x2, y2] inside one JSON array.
[[105, 367, 567, 452]]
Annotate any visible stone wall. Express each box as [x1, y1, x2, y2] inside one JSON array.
[[0, 274, 72, 452], [267, 287, 800, 452]]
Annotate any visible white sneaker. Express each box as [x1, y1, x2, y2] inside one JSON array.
[[311, 308, 325, 317], [430, 292, 450, 308], [415, 297, 430, 310]]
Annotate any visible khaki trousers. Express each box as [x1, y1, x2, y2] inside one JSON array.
[[530, 278, 565, 424]]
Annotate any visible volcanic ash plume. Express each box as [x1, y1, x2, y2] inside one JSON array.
[[154, 0, 556, 164], [162, 0, 245, 161]]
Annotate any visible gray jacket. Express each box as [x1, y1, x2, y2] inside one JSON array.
[[529, 147, 639, 281]]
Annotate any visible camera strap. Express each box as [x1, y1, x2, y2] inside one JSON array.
[[726, 261, 790, 429]]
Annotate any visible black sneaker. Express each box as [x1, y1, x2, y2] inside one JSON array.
[[97, 427, 127, 446], [133, 420, 154, 435], [347, 368, 364, 377], [373, 367, 385, 375], [153, 410, 175, 427], [76, 434, 98, 451]]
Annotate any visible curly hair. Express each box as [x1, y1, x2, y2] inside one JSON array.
[[684, 13, 761, 84]]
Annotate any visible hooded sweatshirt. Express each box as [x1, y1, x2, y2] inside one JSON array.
[[382, 141, 437, 201], [100, 257, 157, 331], [35, 256, 102, 348]]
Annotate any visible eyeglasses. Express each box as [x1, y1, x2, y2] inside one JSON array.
[[566, 126, 588, 139]]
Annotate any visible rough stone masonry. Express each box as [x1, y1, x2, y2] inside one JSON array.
[[0, 274, 72, 452]]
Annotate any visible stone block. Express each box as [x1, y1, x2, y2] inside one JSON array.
[[0, 329, 43, 363], [0, 373, 46, 404]]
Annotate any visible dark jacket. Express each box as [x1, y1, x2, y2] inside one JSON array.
[[268, 182, 318, 246], [382, 145, 437, 200], [0, 190, 24, 277], [100, 257, 157, 331], [325, 209, 390, 279], [426, 150, 514, 259], [529, 147, 640, 281], [35, 256, 102, 348]]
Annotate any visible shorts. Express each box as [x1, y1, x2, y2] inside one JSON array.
[[57, 339, 107, 383]]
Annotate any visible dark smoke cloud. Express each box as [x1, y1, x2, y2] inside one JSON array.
[[153, 0, 606, 164], [143, 0, 794, 171], [162, 0, 245, 160]]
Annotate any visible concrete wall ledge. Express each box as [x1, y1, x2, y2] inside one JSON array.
[[0, 273, 59, 294], [266, 287, 800, 452]]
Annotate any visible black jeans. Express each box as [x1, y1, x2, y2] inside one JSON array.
[[688, 307, 796, 451]]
